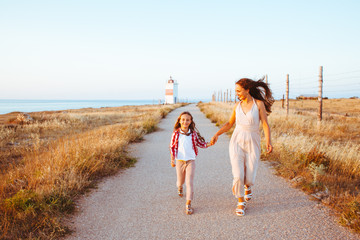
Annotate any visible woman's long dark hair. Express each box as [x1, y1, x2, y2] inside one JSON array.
[[236, 77, 274, 114], [174, 111, 205, 142]]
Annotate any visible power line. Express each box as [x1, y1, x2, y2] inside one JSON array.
[[324, 69, 360, 77], [324, 88, 360, 93], [291, 75, 318, 81]]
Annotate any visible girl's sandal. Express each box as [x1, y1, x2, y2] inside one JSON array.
[[244, 185, 253, 202], [178, 187, 183, 197], [235, 201, 246, 216], [186, 204, 194, 215]]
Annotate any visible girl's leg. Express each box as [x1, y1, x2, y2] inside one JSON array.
[[185, 160, 195, 215], [176, 160, 186, 193], [185, 160, 196, 201]]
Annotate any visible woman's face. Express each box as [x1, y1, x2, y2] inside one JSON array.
[[235, 84, 249, 101], [180, 114, 192, 129]]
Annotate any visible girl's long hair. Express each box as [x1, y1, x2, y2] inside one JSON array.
[[236, 77, 274, 114], [174, 111, 205, 142]]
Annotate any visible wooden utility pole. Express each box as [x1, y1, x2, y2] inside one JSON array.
[[226, 89, 229, 103], [318, 66, 323, 121], [265, 75, 268, 85], [282, 94, 284, 108], [230, 90, 232, 103], [286, 74, 289, 115]]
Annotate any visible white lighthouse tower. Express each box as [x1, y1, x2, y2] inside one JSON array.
[[165, 76, 178, 104]]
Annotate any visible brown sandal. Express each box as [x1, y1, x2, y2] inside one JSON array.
[[178, 187, 183, 197], [186, 204, 194, 215]]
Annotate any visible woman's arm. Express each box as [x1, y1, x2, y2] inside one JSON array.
[[257, 100, 273, 153], [210, 103, 238, 144]]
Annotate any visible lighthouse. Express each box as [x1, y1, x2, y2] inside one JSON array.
[[165, 76, 178, 104]]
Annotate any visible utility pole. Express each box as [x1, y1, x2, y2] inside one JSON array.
[[318, 66, 323, 121], [286, 74, 289, 115]]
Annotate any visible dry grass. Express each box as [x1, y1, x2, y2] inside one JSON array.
[[198, 99, 360, 233], [0, 103, 185, 239], [285, 98, 360, 118]]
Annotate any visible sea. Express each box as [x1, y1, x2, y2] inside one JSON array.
[[0, 99, 160, 115]]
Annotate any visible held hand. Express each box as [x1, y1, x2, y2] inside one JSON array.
[[266, 143, 273, 154], [210, 135, 218, 145]]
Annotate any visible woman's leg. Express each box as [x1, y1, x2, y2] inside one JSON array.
[[230, 142, 247, 216], [244, 140, 260, 202], [230, 152, 246, 198], [244, 143, 261, 187]]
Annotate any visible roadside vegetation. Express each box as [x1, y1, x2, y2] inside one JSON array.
[[198, 98, 360, 233], [0, 103, 185, 239]]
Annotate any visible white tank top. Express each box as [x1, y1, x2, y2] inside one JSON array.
[[176, 129, 196, 161], [235, 98, 260, 132]]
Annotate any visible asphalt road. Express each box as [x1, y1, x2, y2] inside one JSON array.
[[66, 104, 359, 240]]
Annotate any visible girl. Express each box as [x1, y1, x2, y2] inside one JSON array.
[[169, 111, 211, 215], [211, 78, 274, 216]]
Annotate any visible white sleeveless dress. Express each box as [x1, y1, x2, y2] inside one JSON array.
[[229, 98, 261, 198]]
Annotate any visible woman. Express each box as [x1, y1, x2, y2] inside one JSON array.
[[211, 77, 274, 216]]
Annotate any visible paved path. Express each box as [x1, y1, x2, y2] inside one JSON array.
[[66, 104, 359, 239]]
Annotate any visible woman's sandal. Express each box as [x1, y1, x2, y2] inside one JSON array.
[[186, 204, 194, 215], [235, 201, 246, 216], [178, 187, 183, 197], [244, 185, 252, 202]]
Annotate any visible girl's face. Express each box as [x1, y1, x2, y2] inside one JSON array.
[[235, 84, 249, 101], [180, 114, 192, 130]]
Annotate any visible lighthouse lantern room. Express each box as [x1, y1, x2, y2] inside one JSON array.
[[165, 76, 178, 104]]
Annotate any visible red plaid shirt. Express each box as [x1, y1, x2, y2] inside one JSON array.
[[169, 128, 208, 159]]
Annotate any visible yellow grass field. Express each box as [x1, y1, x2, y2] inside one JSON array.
[[0, 103, 185, 239], [198, 98, 360, 233]]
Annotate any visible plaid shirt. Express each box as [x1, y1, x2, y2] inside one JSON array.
[[169, 128, 208, 159]]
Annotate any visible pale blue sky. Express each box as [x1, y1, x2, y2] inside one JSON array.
[[1, 0, 359, 100]]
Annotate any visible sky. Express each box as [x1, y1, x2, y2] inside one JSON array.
[[1, 0, 359, 101]]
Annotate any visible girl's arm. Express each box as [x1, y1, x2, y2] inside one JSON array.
[[257, 100, 273, 153], [169, 131, 177, 166], [210, 103, 238, 144], [194, 132, 208, 149]]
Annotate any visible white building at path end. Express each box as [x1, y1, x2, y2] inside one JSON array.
[[165, 76, 178, 104]]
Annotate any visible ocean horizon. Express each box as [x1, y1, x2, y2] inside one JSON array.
[[0, 99, 162, 115]]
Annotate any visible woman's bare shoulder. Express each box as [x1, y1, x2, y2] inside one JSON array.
[[233, 102, 240, 109], [255, 99, 264, 106], [255, 99, 265, 110]]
